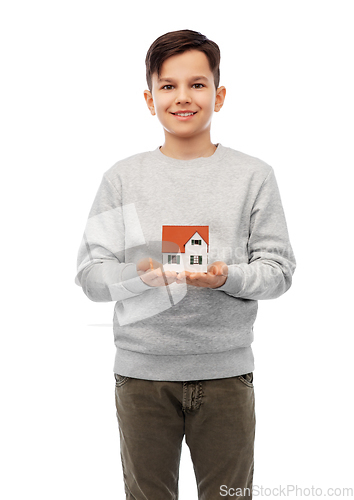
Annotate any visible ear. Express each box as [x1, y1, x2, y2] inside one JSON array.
[[143, 90, 155, 116], [214, 86, 226, 112]]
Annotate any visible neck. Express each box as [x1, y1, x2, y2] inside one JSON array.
[[160, 132, 217, 160]]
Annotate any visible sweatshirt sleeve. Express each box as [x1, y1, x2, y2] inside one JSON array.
[[75, 174, 151, 302], [216, 168, 296, 300]]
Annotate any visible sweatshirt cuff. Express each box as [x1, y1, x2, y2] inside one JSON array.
[[213, 265, 244, 295]]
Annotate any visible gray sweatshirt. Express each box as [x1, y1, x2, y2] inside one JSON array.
[[75, 143, 296, 381]]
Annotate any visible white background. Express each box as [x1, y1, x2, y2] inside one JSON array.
[[1, 1, 353, 498]]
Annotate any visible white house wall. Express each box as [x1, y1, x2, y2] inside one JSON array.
[[184, 232, 207, 256], [162, 232, 208, 273]]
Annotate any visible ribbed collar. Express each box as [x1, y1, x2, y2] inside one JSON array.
[[150, 143, 226, 168]]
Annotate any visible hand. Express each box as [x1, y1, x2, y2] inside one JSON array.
[[137, 257, 178, 287], [177, 261, 228, 288]]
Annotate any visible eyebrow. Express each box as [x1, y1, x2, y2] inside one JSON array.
[[158, 75, 209, 83]]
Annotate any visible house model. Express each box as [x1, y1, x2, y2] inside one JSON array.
[[162, 225, 209, 273]]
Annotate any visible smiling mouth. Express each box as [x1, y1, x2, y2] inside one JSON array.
[[171, 112, 197, 116]]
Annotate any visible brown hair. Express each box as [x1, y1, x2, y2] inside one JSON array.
[[145, 29, 220, 92]]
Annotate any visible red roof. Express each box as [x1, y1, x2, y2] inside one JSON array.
[[162, 225, 209, 253]]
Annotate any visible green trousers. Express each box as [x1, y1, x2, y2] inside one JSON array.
[[114, 373, 255, 500]]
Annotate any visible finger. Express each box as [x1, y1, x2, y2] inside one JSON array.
[[137, 261, 150, 273], [163, 270, 180, 285], [208, 263, 221, 275], [221, 264, 228, 276], [209, 265, 217, 275], [186, 276, 205, 286], [176, 272, 186, 284], [208, 262, 228, 276], [189, 271, 206, 279], [151, 258, 163, 269]]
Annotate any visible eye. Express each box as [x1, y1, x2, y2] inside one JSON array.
[[193, 83, 205, 89], [162, 85, 174, 90]]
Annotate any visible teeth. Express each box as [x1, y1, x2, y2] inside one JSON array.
[[175, 112, 194, 116]]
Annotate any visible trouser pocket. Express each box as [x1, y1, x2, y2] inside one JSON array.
[[237, 372, 254, 387], [114, 373, 130, 387]]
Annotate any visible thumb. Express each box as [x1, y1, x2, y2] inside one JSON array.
[[209, 261, 228, 276]]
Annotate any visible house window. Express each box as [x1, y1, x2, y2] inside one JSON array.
[[191, 239, 201, 245], [168, 255, 180, 264], [190, 255, 202, 265]]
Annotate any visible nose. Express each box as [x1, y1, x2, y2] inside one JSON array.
[[175, 85, 191, 104]]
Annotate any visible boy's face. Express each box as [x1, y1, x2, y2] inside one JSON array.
[[144, 50, 226, 141]]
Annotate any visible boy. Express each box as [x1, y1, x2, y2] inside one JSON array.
[[75, 29, 296, 499]]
